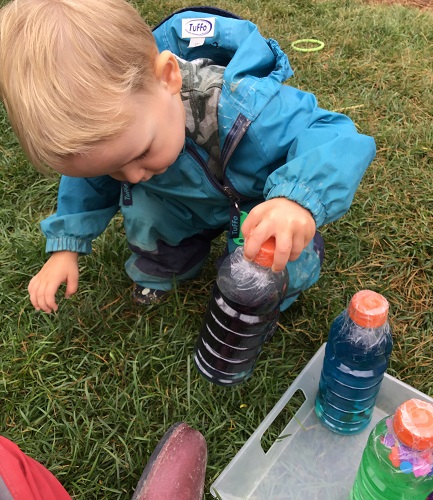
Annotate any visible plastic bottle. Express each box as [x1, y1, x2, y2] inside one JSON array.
[[193, 238, 288, 386], [315, 290, 393, 434], [350, 398, 433, 499]]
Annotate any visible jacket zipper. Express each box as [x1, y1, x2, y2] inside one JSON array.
[[185, 142, 246, 203], [185, 142, 251, 238]]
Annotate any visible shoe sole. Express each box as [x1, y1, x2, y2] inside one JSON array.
[[131, 422, 207, 500]]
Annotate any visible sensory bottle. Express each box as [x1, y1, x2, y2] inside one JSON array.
[[315, 290, 393, 434], [194, 238, 288, 386], [350, 398, 433, 499]]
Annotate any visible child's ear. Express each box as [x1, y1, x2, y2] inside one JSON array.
[[154, 51, 182, 94]]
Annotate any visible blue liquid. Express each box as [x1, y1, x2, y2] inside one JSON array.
[[315, 311, 393, 434]]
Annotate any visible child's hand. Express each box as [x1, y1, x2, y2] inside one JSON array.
[[28, 251, 79, 313], [241, 198, 316, 272]]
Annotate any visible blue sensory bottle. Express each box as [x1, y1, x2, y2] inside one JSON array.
[[315, 290, 393, 434]]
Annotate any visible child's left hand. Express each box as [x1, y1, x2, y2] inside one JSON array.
[[241, 198, 316, 272]]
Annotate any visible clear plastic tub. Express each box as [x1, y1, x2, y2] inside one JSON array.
[[211, 344, 433, 499]]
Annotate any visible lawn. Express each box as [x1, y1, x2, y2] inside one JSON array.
[[0, 0, 432, 498]]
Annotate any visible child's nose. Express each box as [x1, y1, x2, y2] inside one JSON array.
[[124, 168, 146, 184]]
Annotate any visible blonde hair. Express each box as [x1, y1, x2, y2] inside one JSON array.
[[0, 0, 158, 171]]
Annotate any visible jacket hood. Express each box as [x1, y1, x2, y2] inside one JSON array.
[[152, 9, 294, 121]]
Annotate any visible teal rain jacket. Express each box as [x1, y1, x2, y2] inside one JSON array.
[[41, 9, 376, 309]]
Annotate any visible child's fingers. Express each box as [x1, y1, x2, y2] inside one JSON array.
[[43, 294, 59, 314], [243, 224, 271, 261], [65, 272, 79, 299], [37, 283, 59, 313], [28, 277, 43, 311], [272, 233, 292, 272], [287, 232, 305, 262], [28, 277, 59, 313]]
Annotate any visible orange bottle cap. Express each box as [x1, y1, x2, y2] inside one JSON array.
[[253, 238, 275, 268], [393, 399, 433, 451], [348, 290, 389, 328]]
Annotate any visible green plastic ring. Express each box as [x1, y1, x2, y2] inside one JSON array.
[[291, 39, 325, 52]]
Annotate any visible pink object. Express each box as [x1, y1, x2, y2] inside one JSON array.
[[0, 436, 71, 500], [132, 422, 207, 500]]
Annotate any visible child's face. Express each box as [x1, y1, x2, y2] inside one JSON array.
[[55, 82, 186, 183]]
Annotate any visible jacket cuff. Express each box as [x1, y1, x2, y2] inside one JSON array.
[[45, 237, 92, 255], [266, 182, 327, 227]]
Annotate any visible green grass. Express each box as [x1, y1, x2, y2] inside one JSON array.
[[1, 0, 432, 498]]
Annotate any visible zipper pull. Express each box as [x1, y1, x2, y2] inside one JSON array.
[[225, 186, 247, 244], [229, 200, 241, 239], [232, 210, 248, 246], [229, 199, 248, 246], [121, 182, 133, 206]]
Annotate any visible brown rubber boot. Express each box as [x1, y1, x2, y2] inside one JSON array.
[[131, 422, 207, 500]]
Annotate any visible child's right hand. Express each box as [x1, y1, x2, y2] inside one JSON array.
[[28, 251, 79, 313]]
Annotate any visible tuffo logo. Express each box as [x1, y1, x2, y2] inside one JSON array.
[[182, 18, 215, 38], [184, 19, 213, 36]]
